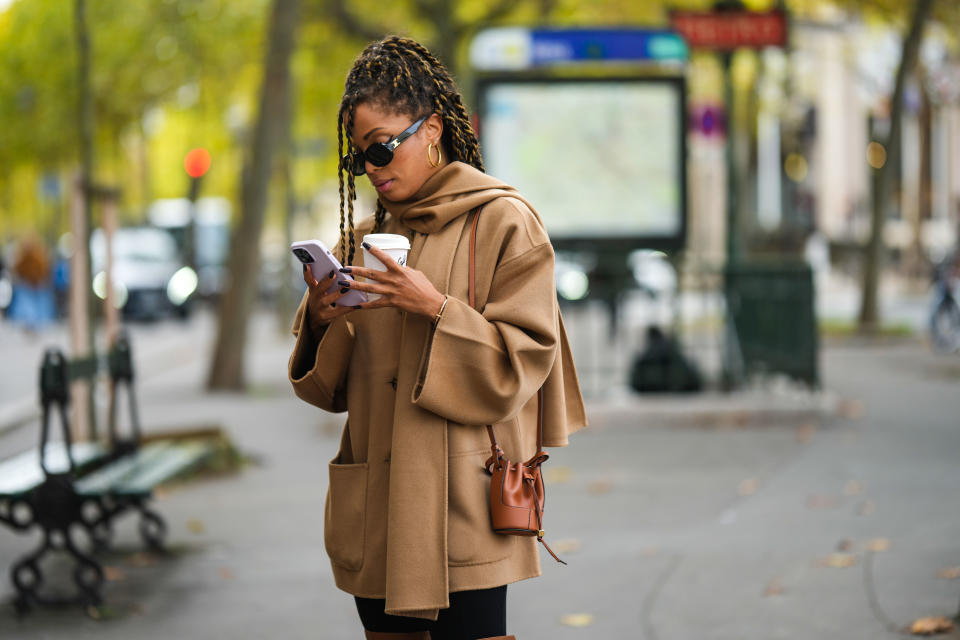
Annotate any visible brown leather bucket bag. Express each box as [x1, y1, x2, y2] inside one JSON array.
[[467, 209, 565, 565]]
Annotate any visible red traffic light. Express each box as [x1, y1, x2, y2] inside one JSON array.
[[184, 148, 211, 179]]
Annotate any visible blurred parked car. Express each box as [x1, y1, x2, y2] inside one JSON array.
[[91, 226, 197, 320], [148, 197, 231, 299]]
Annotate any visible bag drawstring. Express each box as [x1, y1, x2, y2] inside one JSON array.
[[526, 476, 566, 565]]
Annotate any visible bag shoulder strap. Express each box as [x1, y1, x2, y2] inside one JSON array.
[[469, 209, 544, 453]]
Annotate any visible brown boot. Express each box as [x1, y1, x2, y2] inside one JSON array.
[[364, 632, 430, 640]]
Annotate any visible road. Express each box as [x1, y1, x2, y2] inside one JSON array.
[[0, 305, 957, 639]]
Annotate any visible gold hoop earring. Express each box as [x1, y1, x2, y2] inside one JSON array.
[[427, 142, 442, 168]]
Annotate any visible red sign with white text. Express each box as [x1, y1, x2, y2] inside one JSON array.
[[670, 10, 788, 51]]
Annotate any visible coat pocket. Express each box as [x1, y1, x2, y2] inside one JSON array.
[[324, 461, 368, 571], [447, 453, 514, 566]]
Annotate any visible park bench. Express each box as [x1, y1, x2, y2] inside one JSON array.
[[0, 334, 214, 611]]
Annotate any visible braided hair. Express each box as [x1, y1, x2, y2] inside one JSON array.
[[336, 35, 484, 266]]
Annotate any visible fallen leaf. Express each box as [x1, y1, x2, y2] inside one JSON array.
[[640, 546, 659, 557], [843, 480, 864, 496], [103, 566, 127, 582], [552, 539, 581, 554], [836, 539, 856, 552], [909, 616, 954, 635], [544, 467, 572, 484], [738, 478, 760, 496], [587, 480, 614, 495], [127, 552, 159, 568], [936, 567, 960, 580], [795, 423, 816, 443], [128, 603, 146, 616], [560, 613, 594, 628], [218, 567, 235, 580], [815, 553, 857, 568], [154, 487, 170, 500], [187, 519, 206, 534], [763, 577, 784, 597], [866, 538, 891, 552], [807, 495, 839, 509], [858, 500, 875, 516], [836, 399, 865, 419]]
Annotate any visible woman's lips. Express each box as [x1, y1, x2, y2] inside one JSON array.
[[373, 179, 393, 193]]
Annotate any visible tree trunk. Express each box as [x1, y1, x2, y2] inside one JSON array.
[[431, 2, 457, 76], [73, 0, 98, 438], [912, 77, 933, 277], [207, 0, 300, 390], [858, 0, 934, 333], [277, 75, 297, 332]]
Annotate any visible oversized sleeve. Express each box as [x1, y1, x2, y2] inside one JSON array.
[[288, 292, 354, 412], [412, 241, 558, 425]]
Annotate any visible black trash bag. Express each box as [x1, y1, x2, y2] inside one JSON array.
[[629, 326, 703, 393]]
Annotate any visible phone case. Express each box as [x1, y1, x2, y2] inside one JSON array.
[[291, 240, 368, 307]]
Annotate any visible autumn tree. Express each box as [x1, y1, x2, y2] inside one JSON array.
[[857, 0, 936, 333], [207, 0, 300, 390]]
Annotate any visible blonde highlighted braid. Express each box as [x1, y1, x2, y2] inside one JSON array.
[[336, 35, 484, 266]]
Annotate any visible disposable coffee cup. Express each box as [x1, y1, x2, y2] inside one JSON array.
[[362, 233, 410, 301]]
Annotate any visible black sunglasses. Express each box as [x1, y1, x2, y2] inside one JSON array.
[[343, 115, 428, 176]]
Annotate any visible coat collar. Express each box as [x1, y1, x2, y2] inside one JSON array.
[[380, 162, 516, 235]]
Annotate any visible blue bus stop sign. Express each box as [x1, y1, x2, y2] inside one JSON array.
[[470, 28, 688, 71]]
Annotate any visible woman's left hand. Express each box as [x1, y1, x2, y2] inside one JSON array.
[[338, 243, 445, 319]]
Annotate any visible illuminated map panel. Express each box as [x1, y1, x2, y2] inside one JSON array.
[[479, 79, 686, 246]]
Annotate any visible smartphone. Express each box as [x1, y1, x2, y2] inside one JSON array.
[[291, 239, 368, 307]]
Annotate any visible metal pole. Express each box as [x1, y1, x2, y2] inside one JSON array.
[[723, 52, 739, 266], [185, 176, 201, 272]]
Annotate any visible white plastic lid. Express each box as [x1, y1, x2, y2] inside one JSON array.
[[362, 233, 410, 251]]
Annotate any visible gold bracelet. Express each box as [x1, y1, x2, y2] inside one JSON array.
[[434, 296, 448, 325]]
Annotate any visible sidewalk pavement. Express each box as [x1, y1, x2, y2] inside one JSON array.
[[0, 311, 958, 639]]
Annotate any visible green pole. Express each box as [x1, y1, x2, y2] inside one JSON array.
[[723, 51, 739, 266]]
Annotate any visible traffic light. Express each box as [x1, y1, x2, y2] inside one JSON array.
[[183, 148, 211, 272], [184, 148, 211, 179]]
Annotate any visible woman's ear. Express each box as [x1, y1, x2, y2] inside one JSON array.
[[423, 112, 444, 143]]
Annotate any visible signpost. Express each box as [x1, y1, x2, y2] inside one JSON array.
[[669, 10, 788, 51], [670, 5, 788, 266], [670, 6, 818, 389]]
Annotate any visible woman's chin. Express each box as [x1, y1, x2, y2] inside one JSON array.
[[379, 185, 414, 202]]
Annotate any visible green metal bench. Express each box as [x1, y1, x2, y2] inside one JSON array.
[[0, 335, 214, 611]]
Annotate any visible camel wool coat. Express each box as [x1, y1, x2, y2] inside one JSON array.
[[288, 162, 586, 621]]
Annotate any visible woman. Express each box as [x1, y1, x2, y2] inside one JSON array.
[[289, 36, 586, 640]]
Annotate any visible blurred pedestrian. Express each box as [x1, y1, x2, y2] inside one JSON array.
[[929, 249, 960, 352], [289, 36, 586, 640], [7, 235, 56, 331], [629, 325, 702, 393]]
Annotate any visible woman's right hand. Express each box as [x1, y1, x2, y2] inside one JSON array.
[[303, 265, 354, 334]]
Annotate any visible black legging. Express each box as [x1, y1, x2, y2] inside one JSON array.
[[355, 586, 507, 640]]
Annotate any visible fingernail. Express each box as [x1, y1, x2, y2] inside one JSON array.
[[362, 241, 371, 249], [337, 281, 350, 287], [339, 267, 352, 274], [340, 287, 349, 294], [328, 270, 335, 278]]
